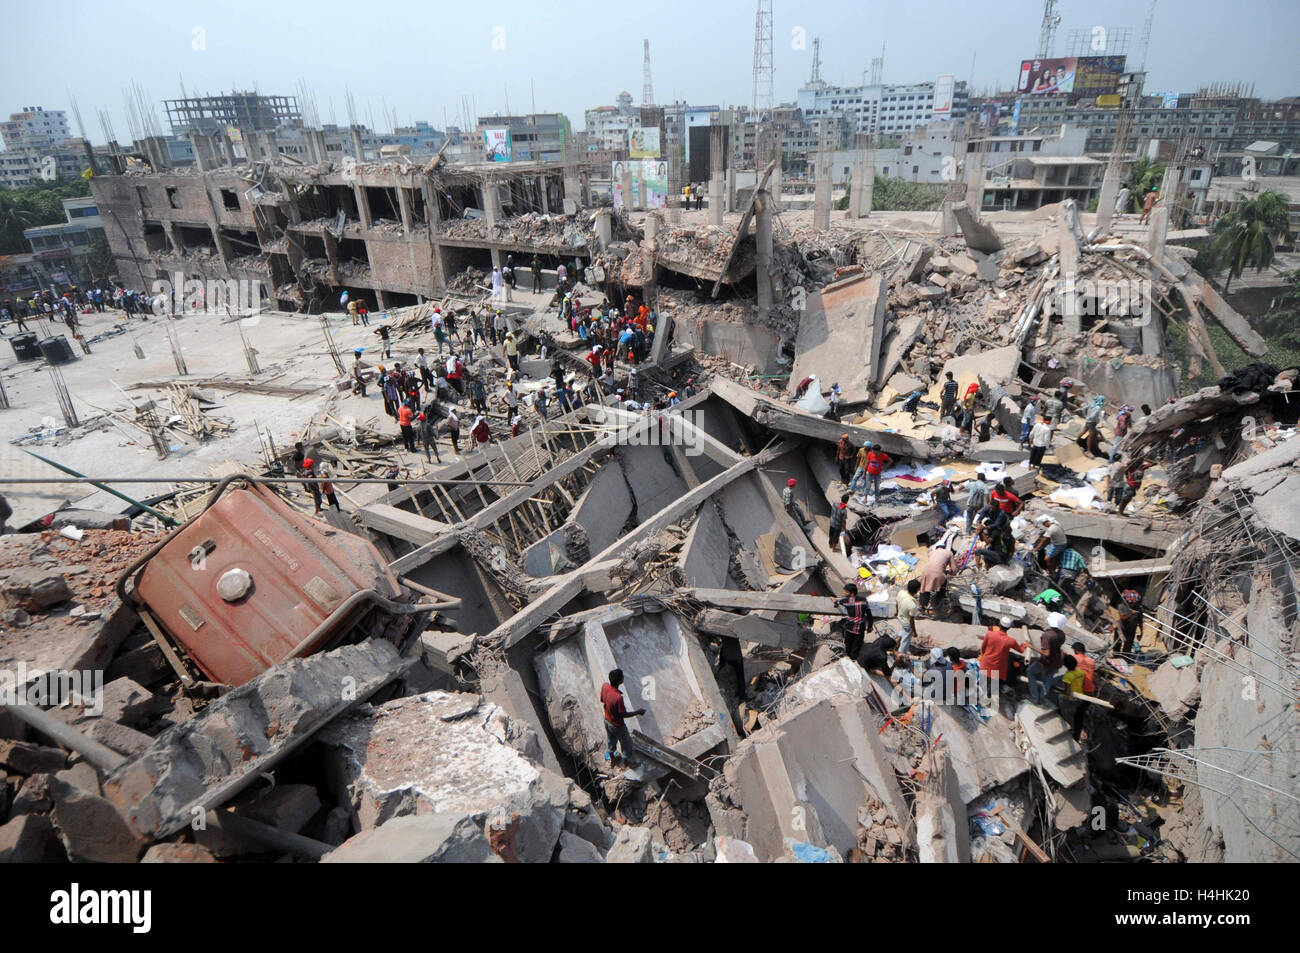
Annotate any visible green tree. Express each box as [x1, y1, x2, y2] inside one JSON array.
[[1209, 190, 1293, 292], [0, 177, 93, 255], [1122, 157, 1165, 213]]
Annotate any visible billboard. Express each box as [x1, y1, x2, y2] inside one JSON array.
[[483, 127, 512, 162], [1017, 55, 1124, 104], [932, 74, 955, 117], [611, 160, 669, 209], [629, 126, 660, 159]]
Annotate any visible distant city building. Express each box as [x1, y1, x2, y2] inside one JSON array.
[[475, 113, 571, 163], [2, 106, 72, 150], [796, 78, 970, 140], [23, 196, 107, 284]]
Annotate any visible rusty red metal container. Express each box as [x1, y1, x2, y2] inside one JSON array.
[[124, 480, 411, 686]]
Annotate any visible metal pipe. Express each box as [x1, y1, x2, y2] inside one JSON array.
[[0, 702, 127, 773], [22, 450, 180, 526], [205, 808, 333, 861]]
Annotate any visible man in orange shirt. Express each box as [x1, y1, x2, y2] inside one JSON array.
[[397, 403, 416, 452], [979, 616, 1027, 693], [1071, 642, 1096, 693]]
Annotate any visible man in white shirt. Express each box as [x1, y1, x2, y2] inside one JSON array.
[[1029, 416, 1054, 468]]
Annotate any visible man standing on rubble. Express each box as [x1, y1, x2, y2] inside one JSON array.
[[1029, 415, 1055, 468], [836, 433, 856, 485], [531, 254, 543, 293], [1109, 405, 1133, 463], [988, 477, 1023, 529], [1139, 187, 1159, 225], [398, 402, 417, 453], [829, 493, 850, 550], [979, 617, 1026, 694], [601, 669, 644, 768], [782, 478, 809, 527], [835, 582, 874, 666], [1019, 396, 1039, 447], [1112, 589, 1144, 655], [1080, 395, 1106, 457], [940, 371, 959, 422], [1115, 185, 1131, 218], [852, 442, 892, 501], [965, 470, 991, 535], [351, 350, 368, 397], [417, 412, 441, 464]]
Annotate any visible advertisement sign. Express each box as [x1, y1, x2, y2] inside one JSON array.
[[629, 126, 660, 159], [641, 159, 668, 208], [611, 159, 669, 209], [932, 74, 955, 117], [483, 127, 512, 162], [1017, 55, 1124, 104]]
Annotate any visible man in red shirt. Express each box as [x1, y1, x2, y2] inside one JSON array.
[[600, 668, 645, 767], [979, 616, 1027, 693], [988, 477, 1022, 530]]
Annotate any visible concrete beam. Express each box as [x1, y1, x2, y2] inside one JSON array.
[[709, 376, 934, 459], [951, 201, 1002, 254], [356, 503, 452, 544], [683, 588, 838, 614]]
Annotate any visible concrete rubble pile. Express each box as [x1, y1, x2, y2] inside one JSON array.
[[4, 157, 1298, 867]]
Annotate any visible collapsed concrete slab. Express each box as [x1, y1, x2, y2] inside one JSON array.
[[319, 691, 574, 861], [787, 274, 889, 405], [103, 640, 410, 840], [533, 605, 736, 777], [322, 812, 503, 863], [708, 690, 911, 863]]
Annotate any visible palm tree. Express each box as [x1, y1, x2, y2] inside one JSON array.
[[1122, 157, 1165, 212], [1210, 190, 1294, 292]]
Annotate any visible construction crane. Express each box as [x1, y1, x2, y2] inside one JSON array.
[[1037, 0, 1061, 59], [1137, 0, 1157, 72]]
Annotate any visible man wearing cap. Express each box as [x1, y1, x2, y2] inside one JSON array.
[[1033, 515, 1068, 572], [781, 478, 808, 526], [300, 456, 324, 514], [834, 582, 875, 666], [827, 382, 843, 419], [417, 412, 441, 463]]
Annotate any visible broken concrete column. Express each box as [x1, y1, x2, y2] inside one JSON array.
[[593, 208, 613, 250], [620, 167, 636, 212], [563, 170, 581, 214], [349, 125, 365, 162], [1095, 161, 1122, 232], [952, 202, 1002, 253], [606, 824, 654, 863], [1058, 212, 1082, 336], [755, 190, 773, 324], [812, 157, 831, 231]]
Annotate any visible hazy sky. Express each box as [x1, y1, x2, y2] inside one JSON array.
[[2, 0, 1298, 144]]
